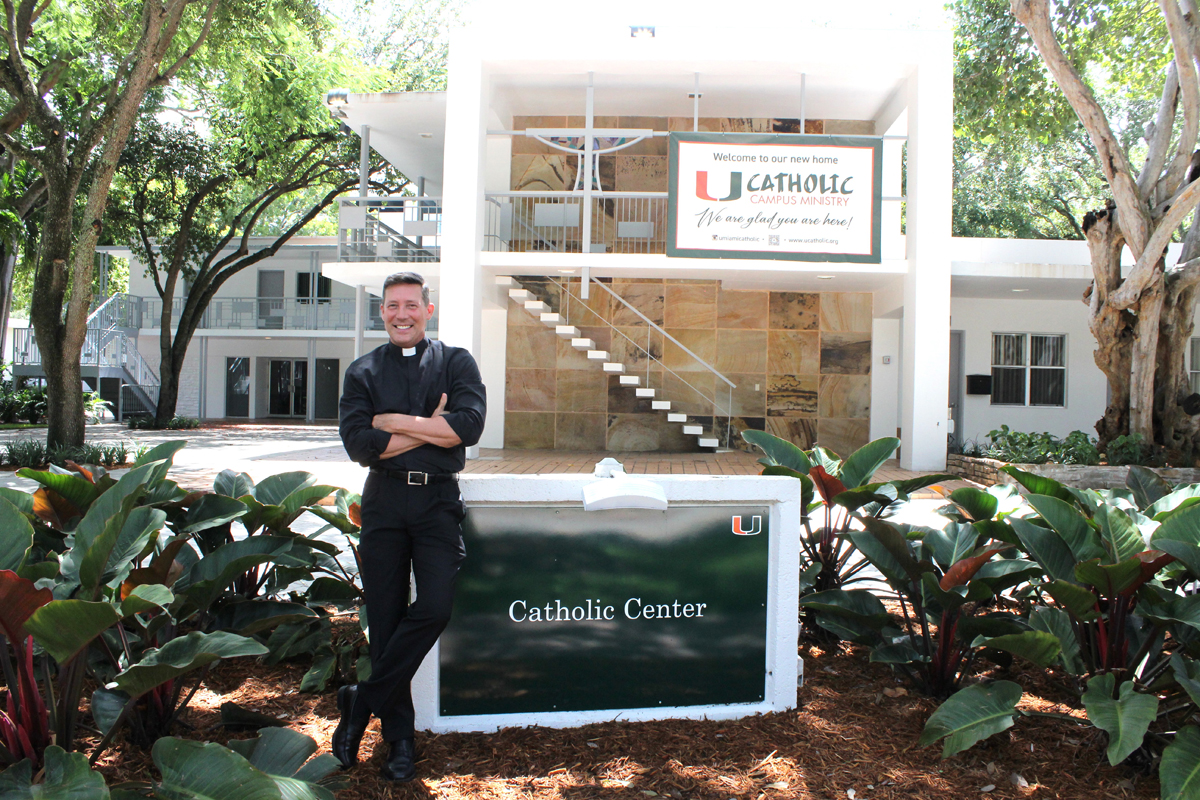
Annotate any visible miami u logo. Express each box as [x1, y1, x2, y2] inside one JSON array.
[[696, 171, 742, 201], [731, 515, 762, 535]]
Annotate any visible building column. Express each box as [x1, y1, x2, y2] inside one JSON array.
[[437, 29, 486, 358], [899, 51, 953, 471], [354, 284, 365, 360]]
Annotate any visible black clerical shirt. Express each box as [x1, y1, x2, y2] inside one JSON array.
[[338, 337, 487, 473]]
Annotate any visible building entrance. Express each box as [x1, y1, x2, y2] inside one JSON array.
[[268, 359, 307, 417]]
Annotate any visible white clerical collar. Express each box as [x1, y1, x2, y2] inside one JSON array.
[[401, 346, 417, 357]]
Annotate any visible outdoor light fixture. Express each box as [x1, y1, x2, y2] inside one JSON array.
[[1011, 288, 1030, 292], [418, 132, 433, 138], [816, 275, 834, 280], [630, 25, 655, 38], [583, 458, 668, 511]]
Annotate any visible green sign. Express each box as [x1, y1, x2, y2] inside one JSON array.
[[439, 505, 770, 717]]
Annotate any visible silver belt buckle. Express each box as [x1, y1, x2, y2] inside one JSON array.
[[407, 471, 427, 485]]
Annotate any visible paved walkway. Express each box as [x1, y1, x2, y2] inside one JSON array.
[[0, 422, 970, 498]]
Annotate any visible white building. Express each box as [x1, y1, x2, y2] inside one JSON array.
[[14, 18, 1188, 472]]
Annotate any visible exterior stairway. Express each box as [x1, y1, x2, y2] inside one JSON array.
[[503, 278, 729, 450]]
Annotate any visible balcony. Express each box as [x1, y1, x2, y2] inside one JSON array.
[[138, 296, 430, 333], [485, 192, 666, 254], [337, 196, 441, 263]]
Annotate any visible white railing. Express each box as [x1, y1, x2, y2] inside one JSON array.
[[87, 293, 142, 330], [140, 296, 410, 333], [14, 328, 158, 385], [485, 192, 668, 255], [338, 196, 441, 262]]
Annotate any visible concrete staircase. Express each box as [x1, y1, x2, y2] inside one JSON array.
[[504, 281, 722, 449]]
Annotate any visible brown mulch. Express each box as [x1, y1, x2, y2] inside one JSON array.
[[87, 641, 1159, 800]]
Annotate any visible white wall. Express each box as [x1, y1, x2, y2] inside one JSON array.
[[126, 242, 348, 301], [478, 306, 507, 448], [950, 297, 1106, 445], [870, 317, 901, 443]]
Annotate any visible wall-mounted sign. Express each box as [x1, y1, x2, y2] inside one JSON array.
[[667, 133, 883, 263], [439, 505, 770, 717]]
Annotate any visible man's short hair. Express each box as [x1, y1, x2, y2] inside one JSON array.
[[382, 272, 430, 306]]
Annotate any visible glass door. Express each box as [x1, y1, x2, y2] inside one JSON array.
[[268, 359, 308, 417]]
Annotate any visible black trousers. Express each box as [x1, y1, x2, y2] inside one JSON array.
[[356, 472, 466, 741]]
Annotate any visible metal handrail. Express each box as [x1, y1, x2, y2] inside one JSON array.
[[540, 276, 736, 447], [588, 278, 737, 389]]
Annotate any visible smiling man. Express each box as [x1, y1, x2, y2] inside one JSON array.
[[335, 271, 486, 782]]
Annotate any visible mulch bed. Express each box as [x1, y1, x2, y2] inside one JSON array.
[[89, 640, 1160, 800]]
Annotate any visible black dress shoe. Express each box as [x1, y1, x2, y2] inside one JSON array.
[[332, 684, 371, 768], [380, 738, 417, 782]]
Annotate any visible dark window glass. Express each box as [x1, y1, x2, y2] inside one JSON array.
[[991, 367, 1025, 405], [1030, 368, 1065, 406]]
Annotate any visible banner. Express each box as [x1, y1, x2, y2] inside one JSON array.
[[439, 505, 770, 716], [667, 133, 882, 263]]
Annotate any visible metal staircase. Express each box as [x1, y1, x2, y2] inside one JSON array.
[[13, 293, 161, 417], [504, 276, 736, 450]]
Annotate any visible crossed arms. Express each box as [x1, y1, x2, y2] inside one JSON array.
[[373, 393, 461, 458]]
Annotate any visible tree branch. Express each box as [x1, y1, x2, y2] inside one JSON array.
[[152, 0, 219, 87], [1114, 175, 1200, 310], [1138, 62, 1179, 201], [1157, 0, 1200, 196], [1011, 0, 1150, 256]]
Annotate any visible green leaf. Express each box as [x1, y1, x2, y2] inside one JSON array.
[[838, 437, 899, 489], [1045, 579, 1100, 621], [1126, 465, 1171, 510], [90, 688, 131, 735], [0, 745, 110, 799], [1082, 674, 1158, 766], [1161, 725, 1200, 800], [62, 462, 159, 592], [112, 630, 268, 698], [175, 536, 295, 611], [253, 472, 317, 506], [151, 737, 283, 800], [1148, 484, 1200, 519], [1075, 557, 1143, 596], [120, 584, 175, 617], [211, 600, 319, 636], [227, 727, 339, 791], [1010, 517, 1076, 583], [1029, 606, 1083, 674], [999, 465, 1076, 502], [948, 488, 999, 522], [741, 430, 812, 473], [859, 518, 934, 582], [918, 681, 1023, 758], [925, 522, 982, 571], [100, 506, 168, 588], [179, 494, 248, 534], [214, 469, 256, 499], [1096, 505, 1145, 564], [1155, 539, 1200, 577], [973, 631, 1060, 668], [870, 640, 927, 664], [300, 645, 336, 693], [25, 600, 121, 664], [886, 473, 958, 497], [0, 495, 34, 572], [1153, 504, 1200, 547], [0, 487, 34, 515], [15, 469, 101, 516], [1171, 654, 1200, 709], [132, 440, 187, 473], [303, 505, 358, 535], [1140, 593, 1200, 633], [1024, 494, 1103, 562]]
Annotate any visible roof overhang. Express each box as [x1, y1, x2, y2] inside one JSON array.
[[327, 91, 447, 195]]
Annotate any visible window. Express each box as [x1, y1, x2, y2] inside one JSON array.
[[991, 333, 1066, 406], [297, 273, 332, 304]]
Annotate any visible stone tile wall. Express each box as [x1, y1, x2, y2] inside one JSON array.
[[505, 278, 872, 454]]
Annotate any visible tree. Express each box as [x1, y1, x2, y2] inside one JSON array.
[[1010, 0, 1200, 458], [110, 3, 457, 425], [0, 0, 320, 447]]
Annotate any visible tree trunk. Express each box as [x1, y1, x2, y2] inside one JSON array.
[[155, 364, 179, 426], [0, 246, 15, 364]]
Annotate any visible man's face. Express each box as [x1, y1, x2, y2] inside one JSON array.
[[382, 283, 433, 348]]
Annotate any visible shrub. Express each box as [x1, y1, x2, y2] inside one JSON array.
[[976, 425, 1100, 465], [1104, 432, 1164, 466], [127, 415, 202, 430], [4, 437, 46, 467]]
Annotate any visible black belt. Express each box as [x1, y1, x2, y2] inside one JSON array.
[[370, 468, 459, 485]]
